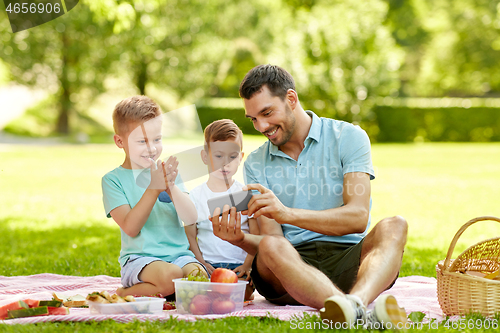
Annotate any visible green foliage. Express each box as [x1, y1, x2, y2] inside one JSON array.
[[0, 58, 9, 86], [258, 0, 403, 123], [0, 1, 116, 134], [2, 97, 59, 137], [408, 311, 426, 323], [385, 0, 500, 97], [2, 0, 500, 139], [195, 103, 500, 143], [373, 106, 500, 142], [3, 96, 113, 139], [196, 106, 258, 135]]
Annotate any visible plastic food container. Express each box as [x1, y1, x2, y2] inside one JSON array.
[[173, 278, 247, 315], [88, 297, 165, 314]]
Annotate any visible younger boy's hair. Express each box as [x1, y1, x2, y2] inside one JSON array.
[[113, 95, 162, 135], [204, 119, 243, 151]]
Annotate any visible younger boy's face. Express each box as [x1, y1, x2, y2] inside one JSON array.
[[123, 117, 163, 169], [203, 139, 243, 181]]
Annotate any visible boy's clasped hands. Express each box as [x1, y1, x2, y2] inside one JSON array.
[[147, 155, 179, 193]]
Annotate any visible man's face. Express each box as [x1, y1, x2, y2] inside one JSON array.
[[244, 85, 296, 147], [203, 139, 243, 181], [125, 117, 163, 169]]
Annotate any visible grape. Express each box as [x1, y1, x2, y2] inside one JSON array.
[[186, 268, 209, 282], [178, 268, 210, 312], [178, 290, 187, 299]]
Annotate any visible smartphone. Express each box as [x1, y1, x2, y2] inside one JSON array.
[[207, 190, 254, 216]]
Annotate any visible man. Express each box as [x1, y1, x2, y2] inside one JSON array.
[[210, 65, 408, 328]]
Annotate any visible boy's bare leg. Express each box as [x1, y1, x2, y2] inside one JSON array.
[[117, 261, 183, 297], [256, 235, 344, 309], [182, 263, 208, 278], [349, 216, 408, 305]]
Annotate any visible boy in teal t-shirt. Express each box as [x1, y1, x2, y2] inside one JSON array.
[[102, 95, 207, 298]]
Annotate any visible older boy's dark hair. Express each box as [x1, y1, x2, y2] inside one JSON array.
[[239, 64, 295, 100], [204, 119, 243, 151], [113, 95, 161, 135]]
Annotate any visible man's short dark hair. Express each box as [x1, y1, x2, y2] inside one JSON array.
[[239, 64, 295, 100]]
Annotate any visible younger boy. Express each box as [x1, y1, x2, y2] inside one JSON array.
[[102, 95, 207, 298], [185, 119, 259, 299]]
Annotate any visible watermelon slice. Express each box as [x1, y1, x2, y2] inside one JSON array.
[[40, 300, 63, 308], [7, 306, 49, 319], [48, 307, 70, 315], [19, 299, 63, 308], [23, 299, 40, 308], [0, 301, 28, 320]]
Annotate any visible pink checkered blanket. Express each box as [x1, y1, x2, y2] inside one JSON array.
[[0, 274, 442, 324]]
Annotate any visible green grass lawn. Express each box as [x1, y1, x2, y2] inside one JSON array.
[[1, 140, 500, 331]]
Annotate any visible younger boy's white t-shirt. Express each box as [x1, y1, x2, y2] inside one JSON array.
[[189, 181, 250, 264]]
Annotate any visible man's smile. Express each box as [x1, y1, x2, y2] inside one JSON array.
[[265, 127, 278, 139]]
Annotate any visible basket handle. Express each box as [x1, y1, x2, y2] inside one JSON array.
[[443, 216, 500, 270]]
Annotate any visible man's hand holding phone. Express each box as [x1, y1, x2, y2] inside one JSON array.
[[210, 205, 245, 245], [243, 184, 290, 224], [207, 190, 253, 217]]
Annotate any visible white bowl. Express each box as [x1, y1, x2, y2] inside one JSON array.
[[88, 297, 164, 314]]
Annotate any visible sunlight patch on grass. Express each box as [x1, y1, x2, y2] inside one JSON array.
[[371, 143, 500, 256]]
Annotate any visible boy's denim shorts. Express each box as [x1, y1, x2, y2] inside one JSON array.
[[208, 262, 242, 271], [120, 255, 207, 288], [208, 262, 249, 279]]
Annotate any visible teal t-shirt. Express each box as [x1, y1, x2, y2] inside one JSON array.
[[102, 166, 194, 267], [244, 111, 375, 246]]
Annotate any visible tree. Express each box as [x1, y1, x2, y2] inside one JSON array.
[[0, 1, 115, 134], [276, 0, 404, 123], [101, 0, 277, 102], [382, 0, 429, 97], [384, 0, 500, 97], [196, 0, 404, 125]]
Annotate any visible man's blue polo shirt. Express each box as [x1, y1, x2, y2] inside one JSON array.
[[244, 111, 375, 246]]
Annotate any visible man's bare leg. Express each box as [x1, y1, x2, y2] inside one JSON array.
[[349, 215, 408, 305], [320, 216, 408, 326], [256, 235, 344, 309]]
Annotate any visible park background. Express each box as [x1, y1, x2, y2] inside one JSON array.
[[1, 0, 500, 331]]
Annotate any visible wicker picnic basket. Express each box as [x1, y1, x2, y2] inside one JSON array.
[[436, 216, 500, 317]]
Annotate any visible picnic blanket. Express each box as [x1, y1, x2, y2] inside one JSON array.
[[0, 274, 442, 324]]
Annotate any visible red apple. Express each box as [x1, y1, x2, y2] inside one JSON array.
[[211, 297, 236, 314], [189, 294, 211, 315], [210, 268, 238, 283]]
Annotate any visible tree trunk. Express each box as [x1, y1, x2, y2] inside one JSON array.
[[137, 59, 147, 95], [56, 30, 71, 135]]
